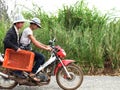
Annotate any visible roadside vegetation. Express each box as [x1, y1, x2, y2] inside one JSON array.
[[0, 0, 120, 74]]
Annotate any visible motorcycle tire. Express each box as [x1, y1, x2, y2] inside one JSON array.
[[0, 76, 18, 89], [56, 63, 83, 90]]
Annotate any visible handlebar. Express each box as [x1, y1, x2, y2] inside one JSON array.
[[49, 38, 56, 46], [49, 38, 58, 53]]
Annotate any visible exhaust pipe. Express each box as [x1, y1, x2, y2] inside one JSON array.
[[0, 72, 9, 78]]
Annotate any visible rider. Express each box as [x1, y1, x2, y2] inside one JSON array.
[[3, 14, 26, 78], [20, 17, 52, 82]]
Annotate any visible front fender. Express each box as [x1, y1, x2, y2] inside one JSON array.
[[54, 60, 75, 75]]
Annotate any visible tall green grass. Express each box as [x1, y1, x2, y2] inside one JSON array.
[[23, 1, 120, 71], [0, 0, 120, 73], [0, 18, 6, 53]]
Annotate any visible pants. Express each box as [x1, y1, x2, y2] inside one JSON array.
[[32, 51, 45, 73]]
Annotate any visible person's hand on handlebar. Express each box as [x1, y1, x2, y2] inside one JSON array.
[[46, 46, 52, 51]]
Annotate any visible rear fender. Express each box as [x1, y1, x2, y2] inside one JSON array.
[[54, 60, 75, 75]]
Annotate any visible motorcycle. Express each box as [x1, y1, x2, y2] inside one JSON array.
[[0, 38, 83, 90]]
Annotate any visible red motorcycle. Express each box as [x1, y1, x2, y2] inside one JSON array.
[[0, 38, 83, 90]]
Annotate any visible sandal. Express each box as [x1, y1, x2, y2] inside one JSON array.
[[29, 74, 40, 82]]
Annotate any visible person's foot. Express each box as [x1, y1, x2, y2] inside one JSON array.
[[29, 73, 40, 82], [12, 71, 26, 79]]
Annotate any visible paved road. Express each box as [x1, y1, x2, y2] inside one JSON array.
[[13, 76, 120, 90]]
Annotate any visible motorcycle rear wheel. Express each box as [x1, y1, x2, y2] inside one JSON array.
[[56, 63, 83, 90], [0, 76, 18, 89]]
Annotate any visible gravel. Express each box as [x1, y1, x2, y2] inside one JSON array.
[[13, 76, 120, 90]]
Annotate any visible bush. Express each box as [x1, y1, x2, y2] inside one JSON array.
[[0, 0, 120, 73]]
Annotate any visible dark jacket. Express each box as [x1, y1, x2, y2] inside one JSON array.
[[3, 26, 19, 52]]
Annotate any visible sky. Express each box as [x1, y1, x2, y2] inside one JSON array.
[[4, 0, 120, 18]]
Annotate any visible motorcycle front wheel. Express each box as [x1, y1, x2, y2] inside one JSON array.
[[0, 76, 18, 89], [56, 63, 83, 90]]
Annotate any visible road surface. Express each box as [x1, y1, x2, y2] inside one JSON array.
[[13, 76, 120, 90]]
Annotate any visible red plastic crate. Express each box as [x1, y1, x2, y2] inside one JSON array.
[[2, 49, 35, 72]]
